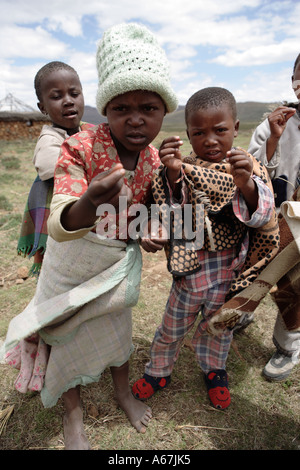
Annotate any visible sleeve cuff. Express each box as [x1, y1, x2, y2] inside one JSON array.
[[48, 194, 96, 242]]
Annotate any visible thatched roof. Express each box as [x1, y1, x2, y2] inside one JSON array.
[[0, 111, 49, 122]]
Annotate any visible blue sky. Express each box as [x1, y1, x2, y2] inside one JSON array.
[[0, 0, 299, 113]]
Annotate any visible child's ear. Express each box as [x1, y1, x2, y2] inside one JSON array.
[[37, 102, 46, 115], [234, 119, 239, 137], [186, 128, 190, 142]]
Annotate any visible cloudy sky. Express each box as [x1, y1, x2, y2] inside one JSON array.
[[0, 0, 299, 113]]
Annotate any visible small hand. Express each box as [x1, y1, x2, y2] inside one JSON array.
[[159, 136, 183, 187], [140, 218, 168, 253], [226, 148, 258, 213], [268, 106, 296, 139], [159, 136, 183, 171], [226, 147, 253, 189], [86, 163, 130, 211]]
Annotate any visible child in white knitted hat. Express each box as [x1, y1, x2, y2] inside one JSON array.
[[0, 23, 177, 450]]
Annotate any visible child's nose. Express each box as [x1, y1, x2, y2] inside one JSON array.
[[204, 133, 217, 145], [128, 111, 143, 126], [63, 95, 74, 106]]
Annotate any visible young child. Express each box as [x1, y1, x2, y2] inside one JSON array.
[[132, 87, 278, 409], [248, 53, 300, 380], [17, 61, 92, 275], [0, 23, 178, 449]]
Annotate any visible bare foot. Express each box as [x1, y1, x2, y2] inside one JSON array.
[[115, 388, 152, 433], [63, 407, 91, 450]]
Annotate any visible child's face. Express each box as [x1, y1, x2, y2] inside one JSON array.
[[186, 104, 239, 163], [292, 62, 300, 101], [38, 69, 84, 133], [106, 90, 166, 157]]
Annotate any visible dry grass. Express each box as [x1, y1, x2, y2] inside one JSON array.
[[0, 132, 299, 451]]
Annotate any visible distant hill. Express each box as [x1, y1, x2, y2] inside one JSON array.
[[82, 106, 107, 125], [82, 101, 281, 129], [236, 101, 280, 123], [162, 102, 281, 130]]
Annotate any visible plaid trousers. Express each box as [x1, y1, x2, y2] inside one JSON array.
[[145, 248, 237, 376]]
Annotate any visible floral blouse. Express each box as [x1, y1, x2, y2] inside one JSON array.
[[53, 123, 161, 240]]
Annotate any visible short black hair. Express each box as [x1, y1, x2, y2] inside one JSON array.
[[34, 61, 80, 101], [185, 87, 237, 124], [293, 53, 300, 74]]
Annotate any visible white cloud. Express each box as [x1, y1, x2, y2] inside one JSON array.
[[0, 25, 69, 59], [213, 39, 300, 67], [44, 15, 84, 37], [233, 67, 296, 103], [175, 76, 217, 105], [0, 0, 299, 109]]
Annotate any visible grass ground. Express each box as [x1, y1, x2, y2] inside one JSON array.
[[0, 128, 299, 451]]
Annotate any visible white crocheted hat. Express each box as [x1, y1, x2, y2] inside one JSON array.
[[96, 23, 178, 116]]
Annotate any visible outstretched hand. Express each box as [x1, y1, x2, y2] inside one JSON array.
[[61, 163, 132, 231], [86, 163, 132, 211]]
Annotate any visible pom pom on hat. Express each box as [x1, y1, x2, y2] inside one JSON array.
[[96, 23, 178, 116]]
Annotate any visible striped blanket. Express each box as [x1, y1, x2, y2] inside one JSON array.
[[207, 189, 300, 335], [17, 175, 54, 275]]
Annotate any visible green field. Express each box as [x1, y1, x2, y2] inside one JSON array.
[[0, 130, 299, 450]]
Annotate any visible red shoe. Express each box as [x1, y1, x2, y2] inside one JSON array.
[[132, 373, 171, 400], [204, 369, 231, 409]]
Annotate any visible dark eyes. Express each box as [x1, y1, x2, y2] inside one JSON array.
[[193, 128, 228, 136], [193, 131, 204, 136], [50, 91, 81, 100], [112, 106, 126, 112], [144, 105, 158, 111], [112, 105, 158, 112]]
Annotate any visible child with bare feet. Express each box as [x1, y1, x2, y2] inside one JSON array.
[[0, 23, 177, 449]]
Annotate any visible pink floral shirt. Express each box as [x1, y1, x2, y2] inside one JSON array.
[[54, 123, 161, 239]]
